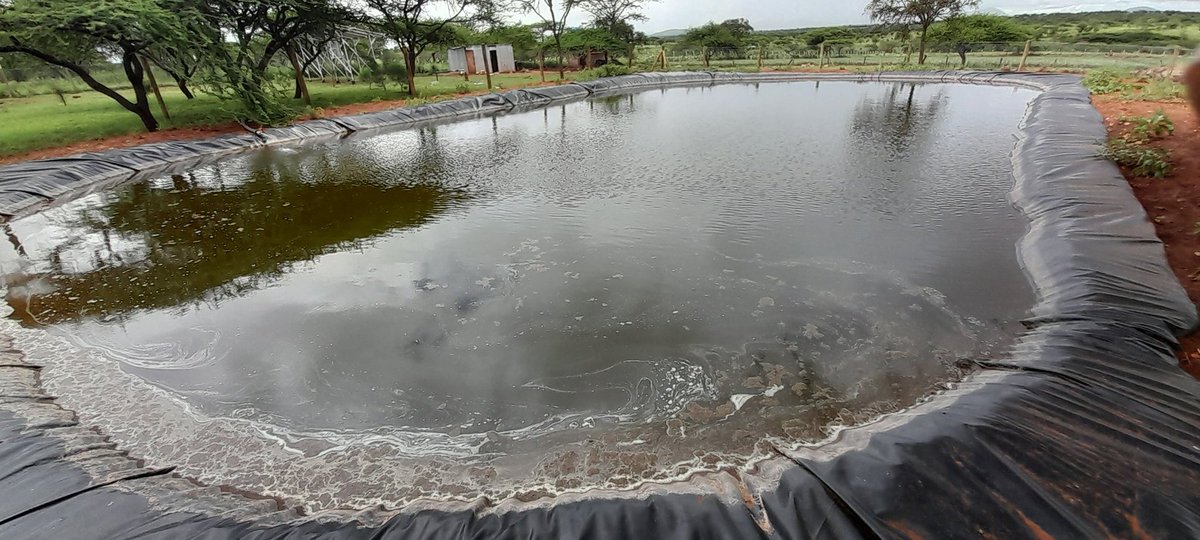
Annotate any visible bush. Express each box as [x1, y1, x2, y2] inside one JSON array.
[[1083, 69, 1130, 94], [574, 64, 632, 81], [1123, 110, 1174, 142], [1104, 139, 1172, 178]]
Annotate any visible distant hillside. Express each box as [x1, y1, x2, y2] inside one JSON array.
[[656, 10, 1199, 48], [649, 29, 688, 39]]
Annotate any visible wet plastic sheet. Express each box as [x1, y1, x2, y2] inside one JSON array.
[[0, 71, 1197, 538]]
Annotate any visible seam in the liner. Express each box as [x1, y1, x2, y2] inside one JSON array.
[[778, 460, 887, 539], [0, 466, 177, 527]]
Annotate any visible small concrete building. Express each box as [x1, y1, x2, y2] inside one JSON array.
[[448, 45, 516, 74]]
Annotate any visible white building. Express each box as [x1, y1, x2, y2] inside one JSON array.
[[447, 45, 516, 74]]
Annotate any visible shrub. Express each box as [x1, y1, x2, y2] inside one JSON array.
[[1123, 110, 1174, 142], [574, 64, 632, 82], [1103, 139, 1172, 178], [1125, 79, 1186, 102], [1083, 69, 1130, 94]]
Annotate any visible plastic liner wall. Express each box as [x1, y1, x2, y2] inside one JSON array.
[[0, 72, 1198, 539]]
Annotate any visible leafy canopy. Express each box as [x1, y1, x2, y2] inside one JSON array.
[[927, 15, 1032, 44]]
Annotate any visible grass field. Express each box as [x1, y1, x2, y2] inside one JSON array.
[[0, 72, 554, 157]]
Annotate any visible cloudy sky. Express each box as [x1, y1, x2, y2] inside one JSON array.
[[589, 0, 1200, 32]]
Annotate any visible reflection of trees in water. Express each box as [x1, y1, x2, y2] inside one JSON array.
[[843, 82, 948, 217], [8, 134, 472, 325], [849, 82, 946, 156]]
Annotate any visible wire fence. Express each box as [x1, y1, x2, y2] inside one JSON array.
[[3, 40, 1193, 100], [634, 41, 1195, 74]]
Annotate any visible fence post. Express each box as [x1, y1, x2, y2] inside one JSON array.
[[1017, 40, 1032, 72], [818, 43, 825, 69], [758, 46, 764, 70], [139, 55, 170, 121], [483, 44, 493, 90], [539, 50, 546, 82], [903, 44, 912, 65], [660, 46, 667, 70], [628, 43, 636, 70]]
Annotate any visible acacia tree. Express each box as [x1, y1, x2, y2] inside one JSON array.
[[681, 20, 747, 66], [145, 46, 206, 99], [0, 0, 199, 131], [866, 0, 979, 65], [199, 0, 352, 124], [516, 0, 580, 80], [363, 0, 494, 97], [927, 14, 1031, 66], [581, 0, 656, 65]]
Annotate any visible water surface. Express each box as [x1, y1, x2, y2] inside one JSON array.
[[0, 81, 1037, 509]]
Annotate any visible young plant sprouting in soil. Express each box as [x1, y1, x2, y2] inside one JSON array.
[[1103, 110, 1176, 179], [1123, 110, 1175, 142], [1084, 69, 1132, 95], [1104, 138, 1173, 179]]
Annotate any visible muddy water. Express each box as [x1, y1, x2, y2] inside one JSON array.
[[0, 81, 1037, 509]]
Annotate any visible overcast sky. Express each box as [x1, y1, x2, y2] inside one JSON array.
[[552, 0, 1200, 33]]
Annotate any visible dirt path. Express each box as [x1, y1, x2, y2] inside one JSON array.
[[1093, 97, 1200, 378]]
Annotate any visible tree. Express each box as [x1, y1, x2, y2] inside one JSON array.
[[681, 21, 749, 67], [927, 15, 1031, 66], [866, 0, 979, 65], [145, 46, 206, 99], [719, 18, 754, 40], [561, 27, 622, 64], [516, 0, 580, 80], [364, 0, 493, 97], [0, 0, 201, 131], [477, 24, 540, 59], [199, 0, 353, 124], [582, 0, 656, 65], [804, 27, 859, 48]]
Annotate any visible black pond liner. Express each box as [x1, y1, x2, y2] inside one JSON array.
[[0, 71, 1198, 538]]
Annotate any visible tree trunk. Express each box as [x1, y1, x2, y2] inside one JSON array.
[[177, 79, 195, 99], [287, 45, 311, 106], [1, 44, 157, 131], [122, 52, 159, 132], [140, 55, 170, 120], [555, 35, 565, 80], [160, 67, 195, 99], [404, 47, 418, 97], [918, 26, 930, 65]]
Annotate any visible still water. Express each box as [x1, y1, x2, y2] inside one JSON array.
[[1, 81, 1036, 509]]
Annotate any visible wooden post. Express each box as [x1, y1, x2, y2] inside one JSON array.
[[903, 44, 912, 65], [628, 43, 636, 70], [585, 47, 593, 70], [287, 45, 311, 106], [757, 46, 764, 70], [660, 46, 667, 70], [539, 50, 546, 82], [139, 55, 170, 120], [703, 48, 710, 68], [1017, 40, 1032, 72], [1169, 47, 1181, 78], [818, 43, 825, 68], [483, 44, 493, 90]]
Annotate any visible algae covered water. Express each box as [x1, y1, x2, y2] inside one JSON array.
[[0, 81, 1037, 509]]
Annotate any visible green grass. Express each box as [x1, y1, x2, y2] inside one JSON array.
[[0, 73, 551, 157]]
